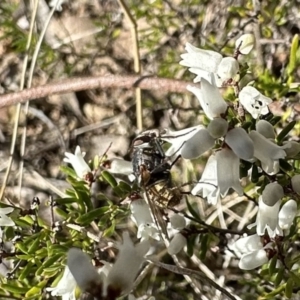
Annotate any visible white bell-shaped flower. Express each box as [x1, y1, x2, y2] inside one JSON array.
[[216, 57, 239, 82], [0, 207, 15, 226], [181, 128, 215, 159], [235, 33, 255, 55], [46, 266, 77, 300], [160, 126, 203, 157], [249, 131, 286, 174], [67, 248, 102, 292], [130, 199, 160, 241], [170, 214, 186, 230], [278, 200, 297, 232], [180, 43, 239, 86], [262, 182, 284, 206], [256, 120, 276, 139], [239, 249, 269, 270], [105, 232, 150, 295], [104, 158, 133, 175], [207, 118, 228, 138], [187, 79, 228, 120], [291, 175, 300, 194], [225, 128, 254, 160], [216, 148, 243, 197], [64, 146, 91, 179], [239, 86, 272, 119], [231, 234, 269, 270], [283, 141, 300, 158], [251, 196, 282, 237], [192, 155, 220, 205], [167, 233, 187, 255]]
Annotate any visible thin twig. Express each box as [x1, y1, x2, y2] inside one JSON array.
[[117, 0, 143, 131], [0, 75, 194, 108], [0, 0, 39, 202]]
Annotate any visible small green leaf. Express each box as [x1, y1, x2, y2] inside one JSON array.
[[76, 207, 109, 224], [279, 159, 294, 172], [268, 255, 278, 275], [287, 34, 299, 76], [274, 267, 284, 287], [185, 199, 200, 219], [102, 170, 118, 187], [19, 261, 34, 281], [60, 165, 77, 178], [118, 181, 132, 193], [0, 283, 29, 294], [103, 221, 115, 237], [25, 286, 41, 297], [277, 121, 296, 143], [285, 278, 294, 298], [199, 234, 209, 260]]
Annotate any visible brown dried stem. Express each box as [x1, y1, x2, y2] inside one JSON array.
[[0, 75, 195, 108]]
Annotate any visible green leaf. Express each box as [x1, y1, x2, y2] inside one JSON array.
[[274, 267, 284, 287], [285, 278, 294, 298], [287, 34, 299, 76], [19, 261, 34, 281], [199, 234, 209, 260], [36, 253, 63, 276], [279, 159, 294, 172], [118, 181, 132, 193], [277, 121, 296, 143], [76, 207, 109, 224], [185, 199, 200, 219], [102, 170, 118, 187], [268, 254, 278, 275], [0, 283, 29, 294], [103, 221, 115, 237], [25, 286, 41, 297], [60, 165, 77, 178]]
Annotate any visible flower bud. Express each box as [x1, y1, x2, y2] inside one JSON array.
[[170, 214, 186, 230], [283, 141, 300, 158], [256, 120, 275, 139], [291, 175, 300, 194], [278, 200, 297, 230], [216, 57, 239, 81], [235, 33, 255, 55], [181, 128, 215, 159], [207, 118, 228, 138], [225, 128, 254, 160], [167, 233, 187, 255], [262, 182, 284, 206]]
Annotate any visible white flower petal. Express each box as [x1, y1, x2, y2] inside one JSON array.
[[192, 155, 220, 205], [291, 175, 300, 194], [207, 118, 228, 138], [232, 234, 263, 255], [249, 131, 286, 175], [187, 79, 228, 120], [283, 141, 300, 158], [256, 196, 282, 237], [278, 199, 297, 230], [67, 248, 101, 292], [170, 214, 186, 230], [167, 233, 187, 255], [216, 149, 243, 196], [181, 128, 215, 159], [64, 146, 91, 179], [262, 182, 284, 206], [239, 249, 268, 270], [235, 33, 255, 55], [225, 128, 254, 160], [180, 43, 222, 74], [216, 57, 239, 81], [239, 86, 272, 119], [256, 120, 275, 139]]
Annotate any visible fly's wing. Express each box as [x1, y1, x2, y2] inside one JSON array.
[[143, 187, 170, 244]]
